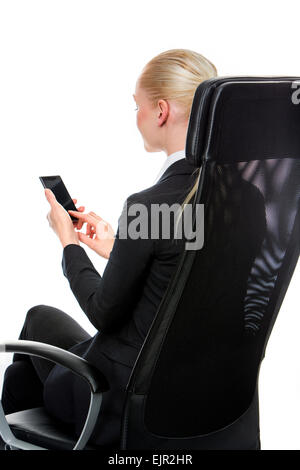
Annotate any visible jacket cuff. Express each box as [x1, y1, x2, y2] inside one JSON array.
[[62, 243, 92, 278]]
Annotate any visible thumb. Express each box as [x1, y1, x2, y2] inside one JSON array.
[[78, 232, 97, 250], [44, 188, 57, 206]]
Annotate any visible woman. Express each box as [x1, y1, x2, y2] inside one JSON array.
[[1, 49, 217, 447]]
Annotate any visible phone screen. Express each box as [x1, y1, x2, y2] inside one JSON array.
[[39, 175, 79, 221]]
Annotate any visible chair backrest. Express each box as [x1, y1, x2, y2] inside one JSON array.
[[120, 77, 300, 450]]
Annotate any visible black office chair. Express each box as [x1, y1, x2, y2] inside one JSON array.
[[1, 76, 300, 450]]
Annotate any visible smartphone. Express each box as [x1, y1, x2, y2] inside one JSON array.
[[39, 175, 79, 222]]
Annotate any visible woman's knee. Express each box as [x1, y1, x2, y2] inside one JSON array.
[[20, 304, 51, 341], [26, 304, 48, 319], [24, 304, 48, 327]]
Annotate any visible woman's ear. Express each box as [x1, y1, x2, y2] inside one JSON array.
[[157, 99, 169, 126]]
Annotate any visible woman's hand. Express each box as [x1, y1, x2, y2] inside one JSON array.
[[68, 210, 115, 259], [45, 189, 85, 248]]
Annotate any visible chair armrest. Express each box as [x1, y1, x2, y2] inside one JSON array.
[[0, 340, 110, 450], [0, 340, 109, 393]]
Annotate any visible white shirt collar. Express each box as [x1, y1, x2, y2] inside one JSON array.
[[153, 149, 186, 184]]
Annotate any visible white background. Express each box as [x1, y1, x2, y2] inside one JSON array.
[[0, 0, 299, 450]]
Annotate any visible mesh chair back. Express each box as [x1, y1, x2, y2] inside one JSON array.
[[121, 77, 300, 450]]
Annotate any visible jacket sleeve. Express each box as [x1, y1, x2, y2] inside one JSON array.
[[61, 195, 154, 333]]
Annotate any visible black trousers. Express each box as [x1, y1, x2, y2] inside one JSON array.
[[1, 304, 91, 415]]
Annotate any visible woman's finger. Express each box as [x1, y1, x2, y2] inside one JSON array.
[[87, 223, 96, 238], [69, 210, 100, 221], [76, 219, 84, 230], [73, 211, 86, 230], [86, 222, 96, 238], [86, 222, 91, 237], [70, 199, 85, 231], [71, 199, 85, 213], [77, 231, 97, 250], [68, 210, 100, 226], [89, 211, 103, 221]]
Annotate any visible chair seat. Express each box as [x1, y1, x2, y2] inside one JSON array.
[[6, 407, 111, 450]]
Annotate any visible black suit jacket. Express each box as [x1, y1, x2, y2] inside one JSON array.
[[43, 158, 198, 447]]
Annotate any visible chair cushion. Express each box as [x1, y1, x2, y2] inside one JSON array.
[[6, 407, 112, 450]]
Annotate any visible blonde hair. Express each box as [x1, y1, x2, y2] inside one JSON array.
[[139, 49, 217, 233]]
